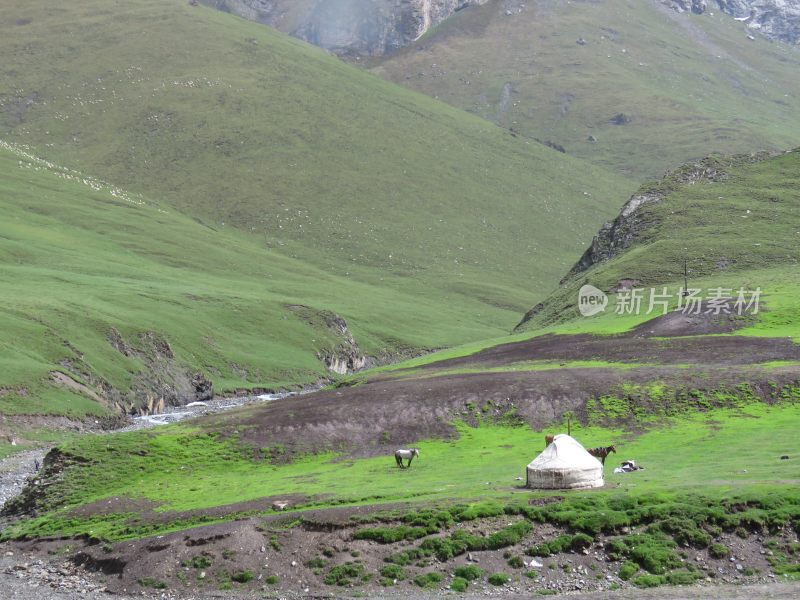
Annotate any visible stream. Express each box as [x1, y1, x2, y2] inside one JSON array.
[[0, 389, 306, 521]]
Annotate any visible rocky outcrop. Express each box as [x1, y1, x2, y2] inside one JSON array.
[[316, 313, 368, 375], [286, 305, 367, 375], [201, 0, 488, 56], [663, 1, 800, 45], [566, 152, 772, 278]]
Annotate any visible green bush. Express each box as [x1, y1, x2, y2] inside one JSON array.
[[324, 562, 366, 586], [653, 517, 711, 548], [420, 521, 532, 562], [527, 533, 592, 557], [618, 561, 639, 581], [571, 533, 594, 551], [305, 557, 326, 569], [633, 574, 666, 587], [385, 548, 426, 566], [666, 570, 702, 585], [619, 534, 682, 574], [265, 575, 279, 585], [138, 577, 167, 590], [414, 572, 443, 588], [507, 555, 524, 568], [454, 501, 505, 522], [709, 543, 730, 558], [353, 525, 428, 544], [525, 570, 539, 579], [185, 555, 212, 569], [488, 572, 510, 586], [230, 570, 253, 584], [453, 565, 482, 581], [450, 576, 468, 592], [379, 564, 406, 581]]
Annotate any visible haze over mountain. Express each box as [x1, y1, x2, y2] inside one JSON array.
[[202, 1, 800, 56]]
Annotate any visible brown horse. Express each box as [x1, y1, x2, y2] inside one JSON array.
[[544, 434, 555, 448], [587, 445, 616, 465]]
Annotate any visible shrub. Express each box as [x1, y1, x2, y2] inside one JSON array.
[[618, 561, 638, 581], [571, 533, 594, 551], [527, 533, 592, 557], [230, 570, 253, 584], [455, 501, 505, 521], [484, 521, 533, 549], [488, 572, 510, 586], [185, 555, 212, 569], [709, 543, 730, 558], [379, 564, 405, 581], [525, 570, 539, 579], [653, 517, 711, 548], [385, 548, 426, 566], [623, 534, 681, 574], [138, 577, 167, 589], [353, 526, 428, 544], [414, 572, 443, 588], [450, 576, 468, 592], [507, 555, 524, 569], [666, 570, 701, 585], [324, 562, 366, 586], [265, 575, 279, 585], [453, 565, 482, 581], [305, 557, 326, 569], [420, 521, 532, 562], [633, 574, 666, 587]]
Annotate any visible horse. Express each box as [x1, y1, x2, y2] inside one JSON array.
[[394, 448, 420, 468], [587, 445, 616, 465], [544, 434, 555, 448]]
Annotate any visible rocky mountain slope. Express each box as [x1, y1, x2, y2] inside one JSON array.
[[201, 0, 489, 56], [205, 1, 800, 55], [665, 1, 800, 44], [372, 0, 800, 180]]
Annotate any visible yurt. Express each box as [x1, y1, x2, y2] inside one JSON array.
[[526, 434, 604, 490]]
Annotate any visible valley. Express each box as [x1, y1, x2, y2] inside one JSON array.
[[1, 0, 799, 598]]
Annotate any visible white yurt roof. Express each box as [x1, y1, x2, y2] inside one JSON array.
[[526, 434, 604, 490]]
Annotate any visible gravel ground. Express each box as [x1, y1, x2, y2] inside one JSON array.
[[2, 545, 799, 600], [0, 449, 47, 509]]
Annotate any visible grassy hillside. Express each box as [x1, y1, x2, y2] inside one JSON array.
[[371, 0, 800, 180], [516, 149, 800, 335], [0, 0, 631, 355], [0, 141, 529, 418]]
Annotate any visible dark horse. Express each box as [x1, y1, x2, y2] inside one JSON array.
[[587, 445, 616, 465]]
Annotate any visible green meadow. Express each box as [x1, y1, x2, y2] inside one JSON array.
[[5, 399, 799, 542]]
